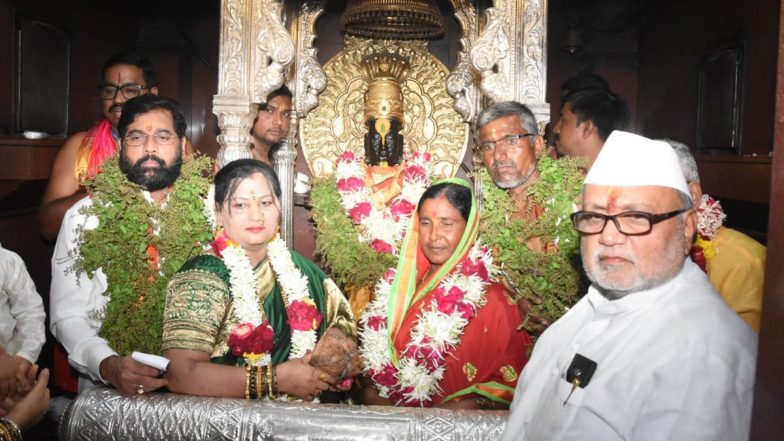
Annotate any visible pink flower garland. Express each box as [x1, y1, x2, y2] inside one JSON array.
[[334, 150, 433, 255], [359, 243, 496, 406]]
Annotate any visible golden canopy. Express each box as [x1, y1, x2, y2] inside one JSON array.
[[341, 0, 444, 40]]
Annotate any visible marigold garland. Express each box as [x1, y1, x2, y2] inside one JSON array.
[[74, 154, 213, 355], [478, 154, 584, 329]]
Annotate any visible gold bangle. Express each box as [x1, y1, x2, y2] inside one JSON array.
[[0, 418, 22, 441], [245, 365, 250, 399], [267, 364, 278, 400], [256, 366, 267, 399]]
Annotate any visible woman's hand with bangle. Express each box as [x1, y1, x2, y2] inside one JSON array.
[[275, 356, 336, 401]]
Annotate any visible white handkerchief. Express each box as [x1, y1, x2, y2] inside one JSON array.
[[131, 352, 170, 372]]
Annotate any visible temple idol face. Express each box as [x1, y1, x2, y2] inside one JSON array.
[[361, 53, 409, 167], [364, 117, 404, 166]]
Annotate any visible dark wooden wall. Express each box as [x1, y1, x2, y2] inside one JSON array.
[[636, 0, 778, 154]]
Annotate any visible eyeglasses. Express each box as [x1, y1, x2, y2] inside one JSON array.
[[123, 131, 178, 147], [570, 209, 689, 236], [477, 133, 536, 153], [98, 83, 147, 100]]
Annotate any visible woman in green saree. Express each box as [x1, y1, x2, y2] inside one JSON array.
[[162, 159, 356, 400]]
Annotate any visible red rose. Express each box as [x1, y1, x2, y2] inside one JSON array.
[[348, 202, 372, 224], [402, 343, 441, 372], [455, 301, 476, 320], [370, 239, 394, 254], [228, 322, 273, 356], [402, 165, 427, 182], [371, 363, 397, 388], [246, 322, 275, 354], [337, 150, 356, 164], [389, 199, 415, 219], [436, 286, 467, 316], [367, 315, 386, 331], [461, 258, 489, 281], [211, 231, 230, 258], [337, 177, 365, 193], [382, 269, 396, 283], [287, 300, 323, 331], [690, 245, 707, 272]]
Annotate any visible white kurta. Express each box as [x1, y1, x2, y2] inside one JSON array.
[[501, 259, 757, 441], [0, 243, 46, 363], [50, 197, 112, 383]]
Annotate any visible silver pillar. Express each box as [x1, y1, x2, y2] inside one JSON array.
[[273, 112, 298, 247]]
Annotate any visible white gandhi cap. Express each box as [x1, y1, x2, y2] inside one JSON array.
[[584, 130, 690, 195]]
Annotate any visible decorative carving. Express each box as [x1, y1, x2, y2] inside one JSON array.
[[300, 36, 469, 179], [214, 98, 257, 167], [61, 387, 508, 441], [252, 0, 295, 104], [273, 114, 298, 247], [214, 0, 297, 167], [521, 0, 547, 104], [447, 0, 480, 122], [218, 0, 248, 97], [294, 1, 327, 118], [469, 0, 550, 126], [470, 4, 512, 103]]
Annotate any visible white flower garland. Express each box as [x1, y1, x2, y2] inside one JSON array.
[[222, 237, 319, 362], [359, 242, 497, 406], [696, 193, 726, 239], [335, 150, 433, 254], [267, 238, 319, 358], [203, 184, 217, 230]]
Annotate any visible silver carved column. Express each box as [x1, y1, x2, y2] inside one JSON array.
[[469, 0, 550, 126], [273, 113, 298, 247], [213, 0, 295, 168]]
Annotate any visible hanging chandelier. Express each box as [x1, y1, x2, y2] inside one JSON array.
[[341, 0, 444, 40]]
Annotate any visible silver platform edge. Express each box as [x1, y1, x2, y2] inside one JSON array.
[[59, 387, 508, 440]]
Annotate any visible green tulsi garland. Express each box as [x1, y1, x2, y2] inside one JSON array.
[[479, 153, 585, 329], [310, 176, 397, 289], [74, 154, 214, 355]]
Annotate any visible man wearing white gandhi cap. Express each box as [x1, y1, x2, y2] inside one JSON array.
[[500, 131, 757, 441]]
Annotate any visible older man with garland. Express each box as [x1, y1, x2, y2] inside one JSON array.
[[476, 101, 585, 331], [50, 95, 212, 395], [500, 131, 757, 441], [668, 140, 765, 332]]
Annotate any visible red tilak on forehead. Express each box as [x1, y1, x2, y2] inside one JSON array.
[[606, 189, 621, 211]]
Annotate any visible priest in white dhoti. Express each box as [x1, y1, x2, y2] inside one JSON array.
[[500, 131, 757, 441]]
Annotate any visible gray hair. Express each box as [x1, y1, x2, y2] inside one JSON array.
[[663, 139, 701, 183], [475, 101, 538, 135], [678, 189, 694, 212]]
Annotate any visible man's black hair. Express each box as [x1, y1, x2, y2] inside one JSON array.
[[562, 89, 629, 141], [561, 73, 609, 97], [259, 85, 293, 110], [101, 51, 158, 87], [118, 95, 187, 139]]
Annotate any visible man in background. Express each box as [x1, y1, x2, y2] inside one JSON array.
[[250, 85, 293, 165], [39, 52, 160, 240], [669, 139, 765, 332], [553, 88, 629, 170]]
